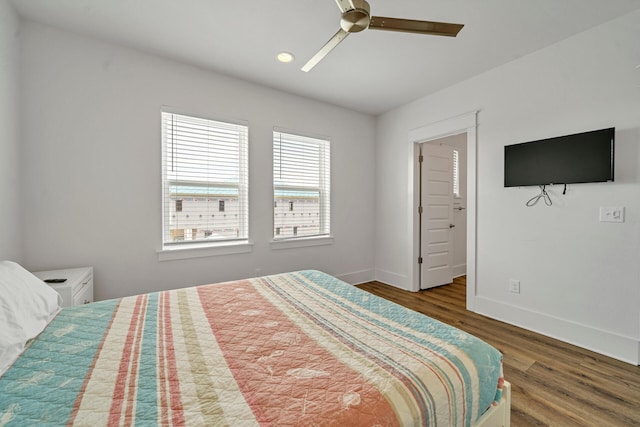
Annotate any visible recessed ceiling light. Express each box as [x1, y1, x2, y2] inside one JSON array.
[[277, 52, 295, 63]]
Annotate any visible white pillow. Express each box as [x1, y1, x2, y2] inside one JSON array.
[[0, 261, 63, 376]]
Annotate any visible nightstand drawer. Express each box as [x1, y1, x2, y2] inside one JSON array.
[[73, 278, 93, 306]]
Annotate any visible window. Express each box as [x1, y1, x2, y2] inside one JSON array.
[[273, 131, 330, 240], [162, 112, 248, 248], [453, 149, 460, 198]]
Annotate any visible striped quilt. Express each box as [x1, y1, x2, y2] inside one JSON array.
[[0, 270, 503, 426]]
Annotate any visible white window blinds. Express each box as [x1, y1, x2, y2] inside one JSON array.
[[273, 131, 330, 240], [453, 149, 460, 198], [162, 112, 248, 247]]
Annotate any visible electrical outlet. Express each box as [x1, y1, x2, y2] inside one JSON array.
[[509, 279, 520, 294]]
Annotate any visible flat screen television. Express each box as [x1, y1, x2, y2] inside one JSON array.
[[504, 127, 615, 187]]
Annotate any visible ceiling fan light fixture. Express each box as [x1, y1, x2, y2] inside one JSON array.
[[277, 52, 295, 63]]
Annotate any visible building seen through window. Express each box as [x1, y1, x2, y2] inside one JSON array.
[[273, 190, 321, 238], [168, 185, 240, 242]]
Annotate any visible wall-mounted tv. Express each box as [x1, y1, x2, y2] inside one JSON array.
[[504, 127, 615, 187]]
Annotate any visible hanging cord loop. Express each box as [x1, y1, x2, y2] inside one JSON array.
[[526, 185, 552, 207]]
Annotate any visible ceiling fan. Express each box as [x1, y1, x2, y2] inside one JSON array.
[[302, 0, 464, 72]]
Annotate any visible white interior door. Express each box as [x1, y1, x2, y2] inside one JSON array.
[[421, 143, 454, 289]]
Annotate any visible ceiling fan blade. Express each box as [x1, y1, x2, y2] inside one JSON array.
[[334, 0, 355, 13], [301, 28, 349, 72], [369, 16, 463, 37]]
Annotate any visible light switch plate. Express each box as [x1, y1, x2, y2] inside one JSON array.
[[509, 279, 520, 294], [599, 207, 625, 223]]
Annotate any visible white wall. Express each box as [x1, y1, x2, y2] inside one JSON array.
[[19, 22, 376, 301], [0, 0, 22, 262], [376, 10, 640, 363]]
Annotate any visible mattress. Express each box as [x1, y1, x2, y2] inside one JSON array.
[[0, 270, 503, 426]]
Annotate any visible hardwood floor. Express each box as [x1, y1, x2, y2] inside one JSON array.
[[357, 277, 640, 427]]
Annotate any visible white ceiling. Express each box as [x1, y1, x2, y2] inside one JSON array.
[[11, 0, 640, 115]]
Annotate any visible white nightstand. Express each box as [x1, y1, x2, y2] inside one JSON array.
[[33, 267, 94, 307]]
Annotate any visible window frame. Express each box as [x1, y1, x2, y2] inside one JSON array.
[[272, 129, 332, 244], [158, 110, 251, 260]]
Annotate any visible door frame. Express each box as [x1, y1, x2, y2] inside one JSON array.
[[408, 111, 478, 311]]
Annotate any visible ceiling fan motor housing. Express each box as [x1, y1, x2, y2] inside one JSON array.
[[340, 0, 371, 33]]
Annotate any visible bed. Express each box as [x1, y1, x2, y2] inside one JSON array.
[[0, 262, 510, 426]]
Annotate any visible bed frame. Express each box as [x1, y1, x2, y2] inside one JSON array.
[[474, 380, 511, 427]]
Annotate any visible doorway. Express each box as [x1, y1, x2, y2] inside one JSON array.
[[408, 111, 477, 310]]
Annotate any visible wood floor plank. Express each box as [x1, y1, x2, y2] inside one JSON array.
[[357, 278, 640, 427], [525, 361, 639, 425]]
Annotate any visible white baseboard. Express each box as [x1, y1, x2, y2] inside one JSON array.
[[474, 296, 640, 365], [374, 268, 467, 291], [452, 263, 467, 278], [335, 269, 375, 285], [374, 269, 411, 291]]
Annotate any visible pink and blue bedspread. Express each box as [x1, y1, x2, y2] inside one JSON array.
[[0, 270, 503, 426]]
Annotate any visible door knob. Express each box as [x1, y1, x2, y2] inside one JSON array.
[[449, 224, 455, 228]]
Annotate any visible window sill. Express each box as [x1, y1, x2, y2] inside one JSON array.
[[270, 235, 334, 250], [157, 240, 253, 261]]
